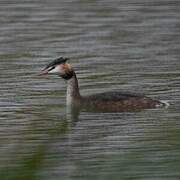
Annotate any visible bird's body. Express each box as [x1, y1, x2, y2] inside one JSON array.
[[40, 57, 168, 112], [81, 94, 163, 112]]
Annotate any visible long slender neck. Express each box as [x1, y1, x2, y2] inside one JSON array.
[[66, 71, 81, 106]]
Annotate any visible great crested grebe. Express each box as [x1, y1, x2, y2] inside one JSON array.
[[39, 57, 168, 112]]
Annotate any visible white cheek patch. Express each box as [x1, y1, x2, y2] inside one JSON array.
[[48, 66, 61, 74]]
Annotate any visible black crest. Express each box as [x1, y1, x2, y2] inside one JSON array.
[[46, 57, 69, 69]]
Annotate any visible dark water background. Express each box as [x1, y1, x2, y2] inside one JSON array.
[[0, 0, 180, 179]]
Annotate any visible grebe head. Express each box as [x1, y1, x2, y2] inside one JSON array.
[[39, 57, 74, 80]]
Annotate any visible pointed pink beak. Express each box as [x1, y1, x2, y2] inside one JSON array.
[[38, 69, 49, 76]]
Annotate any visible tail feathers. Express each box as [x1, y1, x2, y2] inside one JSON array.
[[156, 100, 170, 108]]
